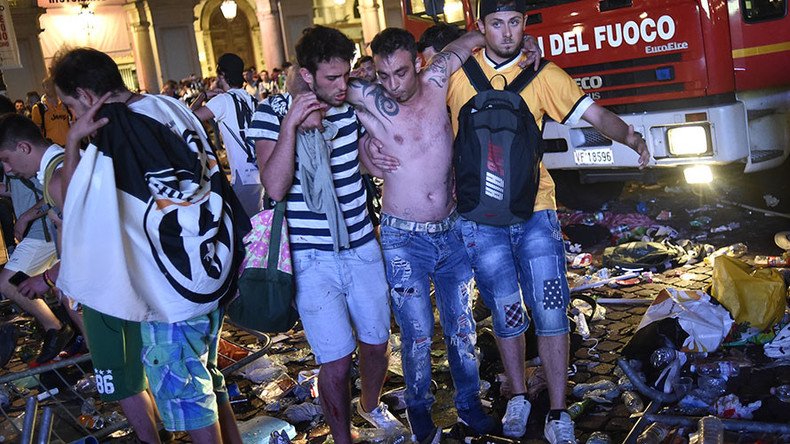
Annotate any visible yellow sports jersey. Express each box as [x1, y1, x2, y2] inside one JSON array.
[[31, 97, 71, 146], [448, 51, 589, 212]]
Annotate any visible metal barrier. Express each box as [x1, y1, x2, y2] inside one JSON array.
[[0, 327, 271, 443]]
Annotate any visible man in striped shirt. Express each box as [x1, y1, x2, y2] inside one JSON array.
[[247, 26, 400, 444]]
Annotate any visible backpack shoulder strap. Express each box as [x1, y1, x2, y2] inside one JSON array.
[[42, 152, 65, 208], [506, 59, 549, 94], [17, 177, 52, 242], [35, 103, 47, 136], [461, 58, 493, 93]]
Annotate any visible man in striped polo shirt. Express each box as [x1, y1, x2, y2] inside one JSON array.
[[248, 26, 400, 444]]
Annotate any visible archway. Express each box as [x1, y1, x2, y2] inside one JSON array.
[[209, 7, 256, 70]]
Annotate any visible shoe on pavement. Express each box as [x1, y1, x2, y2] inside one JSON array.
[[502, 394, 531, 438], [356, 400, 403, 430], [36, 324, 74, 364], [544, 411, 577, 444]]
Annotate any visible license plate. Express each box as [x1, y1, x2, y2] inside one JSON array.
[[573, 148, 614, 165]]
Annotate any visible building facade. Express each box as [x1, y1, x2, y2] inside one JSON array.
[[4, 0, 404, 101]]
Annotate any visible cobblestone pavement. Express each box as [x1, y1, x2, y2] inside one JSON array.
[[1, 165, 789, 443]]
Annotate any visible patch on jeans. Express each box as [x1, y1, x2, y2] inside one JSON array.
[[543, 278, 565, 310], [389, 256, 412, 283], [503, 303, 525, 328], [551, 228, 563, 241]]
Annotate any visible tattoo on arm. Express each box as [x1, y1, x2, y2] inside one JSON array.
[[349, 79, 399, 123], [425, 52, 452, 88]]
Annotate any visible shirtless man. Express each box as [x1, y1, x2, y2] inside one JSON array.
[[347, 28, 532, 442]]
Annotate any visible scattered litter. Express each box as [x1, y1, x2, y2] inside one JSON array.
[[715, 393, 761, 419], [656, 210, 672, 221], [283, 402, 323, 423], [237, 415, 296, 443], [710, 222, 740, 233], [764, 194, 780, 208]]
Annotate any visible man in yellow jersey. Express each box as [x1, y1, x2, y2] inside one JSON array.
[[445, 1, 650, 442], [30, 78, 71, 146]]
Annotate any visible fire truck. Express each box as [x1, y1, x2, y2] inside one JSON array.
[[401, 0, 790, 193]]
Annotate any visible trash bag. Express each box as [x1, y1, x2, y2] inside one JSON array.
[[631, 288, 734, 353], [710, 256, 786, 331], [602, 241, 686, 272]]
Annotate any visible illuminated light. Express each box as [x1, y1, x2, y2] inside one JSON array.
[[333, 0, 346, 5], [220, 0, 238, 20], [444, 1, 464, 23], [667, 125, 709, 156], [684, 165, 713, 184], [78, 4, 95, 34]]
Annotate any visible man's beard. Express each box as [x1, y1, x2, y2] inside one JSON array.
[[491, 41, 523, 60]]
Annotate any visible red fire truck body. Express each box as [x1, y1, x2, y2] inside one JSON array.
[[401, 0, 790, 179]]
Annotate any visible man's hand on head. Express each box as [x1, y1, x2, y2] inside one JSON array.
[[67, 92, 112, 146], [518, 34, 543, 71]]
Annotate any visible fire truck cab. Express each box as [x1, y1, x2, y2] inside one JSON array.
[[401, 0, 790, 186]]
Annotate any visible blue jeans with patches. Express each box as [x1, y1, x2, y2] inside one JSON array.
[[380, 216, 486, 440], [460, 210, 571, 338]]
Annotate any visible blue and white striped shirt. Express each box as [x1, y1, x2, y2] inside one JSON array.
[[247, 93, 374, 251]]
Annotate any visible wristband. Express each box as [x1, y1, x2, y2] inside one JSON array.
[[42, 270, 55, 289]]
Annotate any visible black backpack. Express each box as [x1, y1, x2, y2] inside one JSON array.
[[453, 58, 548, 226]]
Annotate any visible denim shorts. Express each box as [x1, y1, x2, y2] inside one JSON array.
[[460, 210, 570, 337], [140, 308, 226, 432], [292, 240, 391, 364]]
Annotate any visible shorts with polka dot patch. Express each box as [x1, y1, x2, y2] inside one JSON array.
[[460, 210, 571, 338]]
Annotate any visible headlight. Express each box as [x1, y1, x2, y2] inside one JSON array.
[[667, 125, 710, 156], [683, 165, 713, 184]]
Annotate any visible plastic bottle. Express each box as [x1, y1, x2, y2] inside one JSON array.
[[567, 398, 594, 420], [571, 379, 617, 398], [637, 422, 671, 444], [650, 347, 679, 369], [690, 362, 740, 378], [621, 390, 645, 414], [697, 415, 724, 444]]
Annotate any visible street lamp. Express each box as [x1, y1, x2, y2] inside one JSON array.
[[220, 0, 238, 20]]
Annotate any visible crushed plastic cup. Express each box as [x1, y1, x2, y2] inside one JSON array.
[[74, 375, 97, 394], [697, 375, 727, 396]]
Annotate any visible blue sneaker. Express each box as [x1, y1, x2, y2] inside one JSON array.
[[457, 403, 497, 436]]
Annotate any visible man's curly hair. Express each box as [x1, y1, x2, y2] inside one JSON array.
[[370, 28, 417, 60], [295, 26, 356, 74]]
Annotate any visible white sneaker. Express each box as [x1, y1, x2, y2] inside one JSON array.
[[502, 395, 531, 438], [356, 400, 403, 430], [544, 411, 577, 444]]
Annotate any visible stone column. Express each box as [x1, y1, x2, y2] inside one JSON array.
[[124, 1, 160, 93], [254, 0, 285, 70], [5, 4, 47, 99], [358, 0, 382, 48]]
